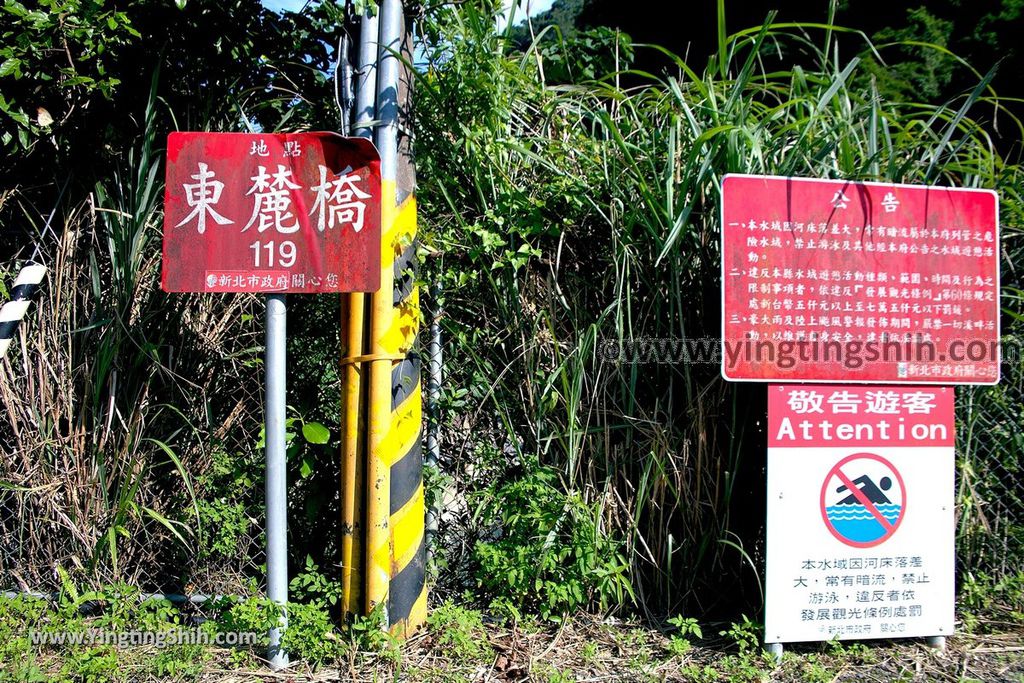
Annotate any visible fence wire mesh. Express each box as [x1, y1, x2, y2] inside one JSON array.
[[956, 358, 1024, 582], [0, 206, 270, 597]]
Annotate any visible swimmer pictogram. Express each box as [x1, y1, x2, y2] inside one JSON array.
[[820, 452, 906, 548]]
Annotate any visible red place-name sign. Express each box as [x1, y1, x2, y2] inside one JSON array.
[[162, 132, 381, 293], [721, 174, 1000, 385]]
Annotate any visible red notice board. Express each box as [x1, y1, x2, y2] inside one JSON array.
[[162, 132, 381, 294], [721, 174, 1000, 385]]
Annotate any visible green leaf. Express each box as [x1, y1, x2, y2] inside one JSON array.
[[301, 421, 330, 444], [142, 506, 193, 548], [0, 58, 20, 78]]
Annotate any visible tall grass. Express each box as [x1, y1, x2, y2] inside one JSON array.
[[0, 80, 266, 590], [416, 3, 1023, 616], [0, 49, 355, 594]]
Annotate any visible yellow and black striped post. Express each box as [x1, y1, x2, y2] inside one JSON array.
[[340, 0, 426, 636], [0, 263, 47, 360]]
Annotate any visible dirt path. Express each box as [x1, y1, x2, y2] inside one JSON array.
[[199, 616, 1024, 682]]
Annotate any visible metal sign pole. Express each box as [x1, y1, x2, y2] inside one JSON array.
[[265, 293, 289, 669], [339, 4, 379, 621], [364, 0, 403, 626]]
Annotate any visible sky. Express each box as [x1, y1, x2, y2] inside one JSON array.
[[498, 0, 557, 29], [262, 0, 305, 12], [261, 0, 556, 23]]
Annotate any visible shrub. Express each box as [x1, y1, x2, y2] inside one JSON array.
[[473, 466, 633, 619]]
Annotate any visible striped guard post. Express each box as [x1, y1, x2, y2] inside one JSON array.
[[385, 196, 426, 636], [0, 263, 47, 360], [384, 3, 426, 636]]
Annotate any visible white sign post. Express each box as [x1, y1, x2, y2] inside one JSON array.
[[765, 385, 955, 647]]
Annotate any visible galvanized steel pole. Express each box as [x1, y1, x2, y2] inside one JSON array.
[[353, 11, 379, 139], [365, 0, 403, 625], [340, 5, 379, 621], [374, 0, 401, 181], [265, 293, 288, 669]]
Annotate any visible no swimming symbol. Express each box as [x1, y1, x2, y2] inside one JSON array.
[[820, 453, 906, 548]]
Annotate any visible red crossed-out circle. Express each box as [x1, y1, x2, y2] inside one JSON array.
[[820, 452, 906, 548]]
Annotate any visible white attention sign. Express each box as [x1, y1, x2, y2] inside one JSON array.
[[765, 384, 955, 644]]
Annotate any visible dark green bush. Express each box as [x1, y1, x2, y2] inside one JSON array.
[[474, 466, 633, 619]]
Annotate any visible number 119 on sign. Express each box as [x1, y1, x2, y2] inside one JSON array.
[[250, 240, 297, 268]]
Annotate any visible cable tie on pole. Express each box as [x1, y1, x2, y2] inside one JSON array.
[[339, 352, 408, 367]]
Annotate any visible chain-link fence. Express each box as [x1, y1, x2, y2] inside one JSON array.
[[0, 205, 270, 598], [956, 357, 1024, 582]]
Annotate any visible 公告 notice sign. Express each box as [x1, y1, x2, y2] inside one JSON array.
[[721, 174, 999, 385], [162, 132, 381, 293], [765, 384, 955, 644]]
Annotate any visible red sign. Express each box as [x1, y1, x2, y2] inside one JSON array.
[[162, 132, 381, 293], [767, 384, 955, 449], [721, 174, 1000, 384]]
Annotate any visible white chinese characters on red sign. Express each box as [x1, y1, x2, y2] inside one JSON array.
[[162, 132, 381, 294], [721, 174, 1000, 385], [772, 387, 951, 447]]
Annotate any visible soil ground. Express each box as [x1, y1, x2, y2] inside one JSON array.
[[197, 615, 1024, 682]]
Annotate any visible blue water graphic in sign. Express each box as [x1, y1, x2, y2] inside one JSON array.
[[824, 503, 902, 543]]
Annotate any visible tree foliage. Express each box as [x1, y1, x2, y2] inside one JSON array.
[[0, 0, 138, 154], [0, 0, 348, 203]]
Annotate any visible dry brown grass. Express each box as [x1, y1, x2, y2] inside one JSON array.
[[0, 200, 266, 591], [158, 616, 1024, 681]]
